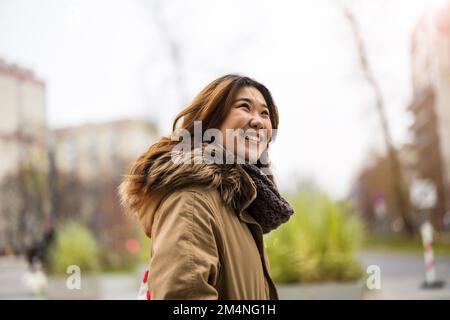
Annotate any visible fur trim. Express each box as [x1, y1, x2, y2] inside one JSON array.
[[118, 143, 256, 234]]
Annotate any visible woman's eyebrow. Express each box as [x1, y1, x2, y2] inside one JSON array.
[[233, 98, 269, 111]]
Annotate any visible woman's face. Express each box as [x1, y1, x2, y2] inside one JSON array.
[[219, 86, 273, 163]]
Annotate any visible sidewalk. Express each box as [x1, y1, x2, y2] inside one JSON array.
[[0, 255, 40, 300], [1, 252, 449, 300], [0, 255, 141, 300], [360, 250, 450, 299]]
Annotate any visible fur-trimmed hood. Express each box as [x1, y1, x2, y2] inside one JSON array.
[[118, 142, 257, 237]]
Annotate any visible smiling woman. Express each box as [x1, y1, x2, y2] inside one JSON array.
[[119, 74, 294, 300]]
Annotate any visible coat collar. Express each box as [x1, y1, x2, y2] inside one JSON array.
[[118, 142, 258, 237]]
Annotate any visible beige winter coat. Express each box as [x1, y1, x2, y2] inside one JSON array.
[[119, 144, 279, 299]]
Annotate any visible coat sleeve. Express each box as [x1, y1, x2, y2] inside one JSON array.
[[148, 189, 221, 299]]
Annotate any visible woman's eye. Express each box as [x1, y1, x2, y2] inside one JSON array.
[[262, 110, 270, 116], [239, 104, 250, 110]]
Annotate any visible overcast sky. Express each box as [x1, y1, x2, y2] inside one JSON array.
[[0, 0, 447, 198]]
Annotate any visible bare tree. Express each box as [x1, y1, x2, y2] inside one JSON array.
[[340, 3, 415, 235], [141, 0, 189, 109], [140, 0, 257, 123], [0, 159, 51, 254]]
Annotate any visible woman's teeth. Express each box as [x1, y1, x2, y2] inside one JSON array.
[[245, 135, 260, 142]]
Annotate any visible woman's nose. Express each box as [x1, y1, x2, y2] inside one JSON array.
[[249, 115, 264, 130]]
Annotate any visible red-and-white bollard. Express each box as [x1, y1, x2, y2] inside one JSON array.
[[420, 221, 445, 289], [137, 269, 151, 300]]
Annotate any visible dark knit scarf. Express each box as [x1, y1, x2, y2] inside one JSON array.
[[240, 163, 295, 234]]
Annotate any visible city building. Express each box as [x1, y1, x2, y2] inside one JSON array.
[[0, 59, 50, 253], [51, 119, 158, 265]]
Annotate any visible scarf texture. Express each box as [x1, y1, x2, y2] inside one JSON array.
[[240, 163, 295, 233]]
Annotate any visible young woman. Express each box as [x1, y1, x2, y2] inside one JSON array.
[[119, 74, 294, 300]]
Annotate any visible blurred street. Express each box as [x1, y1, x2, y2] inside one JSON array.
[[0, 255, 141, 300], [1, 251, 449, 300], [361, 251, 450, 300], [0, 256, 39, 300]]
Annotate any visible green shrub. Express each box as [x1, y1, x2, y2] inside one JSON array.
[[266, 183, 364, 283], [138, 228, 151, 263], [49, 221, 100, 274]]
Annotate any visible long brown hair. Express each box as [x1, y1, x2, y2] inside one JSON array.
[[126, 74, 280, 187]]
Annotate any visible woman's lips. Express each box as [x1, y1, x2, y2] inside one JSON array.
[[244, 135, 261, 143]]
